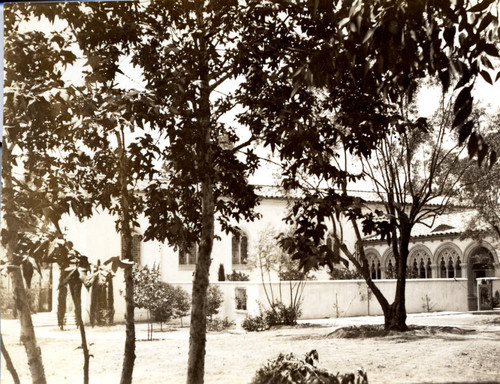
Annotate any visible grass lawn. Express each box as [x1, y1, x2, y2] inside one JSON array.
[[1, 313, 499, 383]]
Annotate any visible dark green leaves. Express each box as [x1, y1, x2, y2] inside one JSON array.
[[467, 0, 496, 13]]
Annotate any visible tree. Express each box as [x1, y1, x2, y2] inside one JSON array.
[[252, 225, 312, 319], [460, 114, 500, 239], [173, 287, 191, 328], [123, 3, 261, 383], [132, 265, 170, 340], [2, 5, 85, 381], [4, 4, 155, 383], [206, 285, 224, 321], [237, 0, 499, 330]]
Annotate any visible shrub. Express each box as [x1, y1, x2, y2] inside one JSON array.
[[242, 314, 267, 332], [218, 264, 226, 281], [206, 285, 224, 320], [207, 317, 234, 332], [329, 267, 363, 280], [493, 290, 500, 308], [173, 287, 191, 318], [226, 270, 250, 281], [265, 302, 301, 327], [251, 350, 368, 384], [243, 302, 301, 332]]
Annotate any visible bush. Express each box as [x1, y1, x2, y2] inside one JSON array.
[[206, 285, 224, 320], [207, 317, 234, 332], [173, 286, 191, 319], [265, 302, 301, 327], [226, 270, 250, 281], [251, 350, 368, 384], [243, 302, 301, 332], [242, 314, 267, 332], [329, 267, 363, 280]]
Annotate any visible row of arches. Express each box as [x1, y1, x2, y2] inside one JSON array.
[[365, 242, 494, 280]]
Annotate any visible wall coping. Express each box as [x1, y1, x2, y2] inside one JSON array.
[[168, 278, 468, 285]]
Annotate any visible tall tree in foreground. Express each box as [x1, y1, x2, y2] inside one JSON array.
[[238, 0, 499, 330], [119, 2, 261, 383], [2, 5, 81, 381]]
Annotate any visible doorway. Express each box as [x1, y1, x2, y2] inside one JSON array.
[[467, 248, 495, 311]]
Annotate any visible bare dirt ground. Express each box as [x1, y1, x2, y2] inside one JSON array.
[[1, 312, 499, 384]]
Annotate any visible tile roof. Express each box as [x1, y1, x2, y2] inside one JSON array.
[[364, 209, 489, 242]]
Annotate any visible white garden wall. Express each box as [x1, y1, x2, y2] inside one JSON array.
[[99, 278, 470, 325]]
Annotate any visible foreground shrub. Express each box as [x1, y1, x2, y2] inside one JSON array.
[[242, 314, 267, 332], [207, 317, 234, 332], [251, 350, 368, 384]]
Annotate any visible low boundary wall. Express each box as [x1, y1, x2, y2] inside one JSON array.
[[104, 277, 469, 324]]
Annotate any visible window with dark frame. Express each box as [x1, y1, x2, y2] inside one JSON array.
[[231, 231, 248, 265], [179, 242, 198, 265]]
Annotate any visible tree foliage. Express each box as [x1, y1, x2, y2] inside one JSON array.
[[237, 0, 499, 330]]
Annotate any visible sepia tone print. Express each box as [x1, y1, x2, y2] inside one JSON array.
[[2, 1, 500, 383]]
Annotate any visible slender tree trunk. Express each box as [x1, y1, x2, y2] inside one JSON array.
[[69, 276, 90, 384], [187, 7, 215, 381], [57, 266, 68, 330], [1, 335, 21, 384], [2, 142, 47, 384], [117, 129, 136, 384], [187, 178, 214, 384]]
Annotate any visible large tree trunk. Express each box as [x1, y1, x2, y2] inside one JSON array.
[[385, 224, 411, 331], [69, 276, 90, 384], [117, 130, 136, 384], [2, 143, 47, 384], [1, 335, 21, 384]]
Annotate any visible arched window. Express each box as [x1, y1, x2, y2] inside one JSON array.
[[179, 242, 198, 265], [121, 233, 141, 264], [366, 252, 381, 279], [436, 247, 461, 279], [407, 247, 431, 279], [232, 231, 248, 265]]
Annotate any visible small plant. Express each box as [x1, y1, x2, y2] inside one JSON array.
[[218, 264, 226, 281], [492, 290, 500, 308], [226, 270, 250, 281], [421, 294, 435, 312], [206, 285, 224, 320], [251, 350, 368, 384], [206, 317, 235, 332], [242, 314, 267, 332]]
